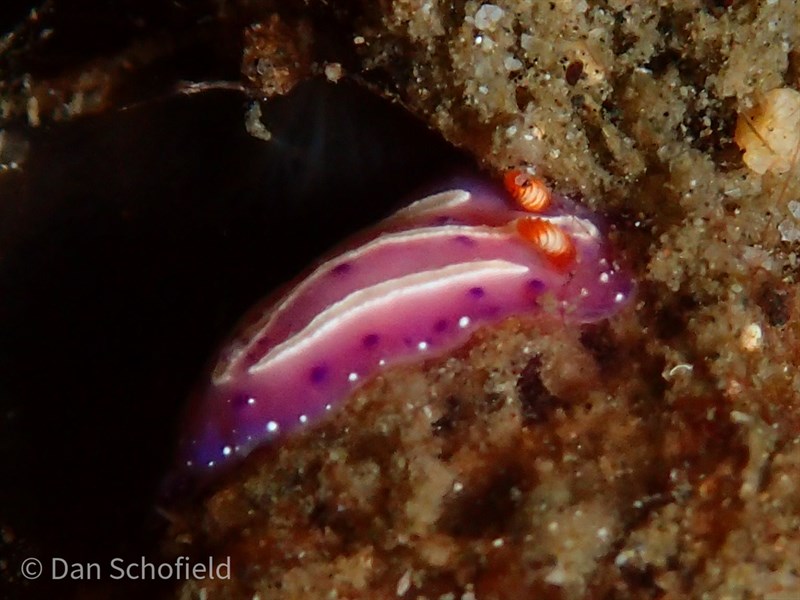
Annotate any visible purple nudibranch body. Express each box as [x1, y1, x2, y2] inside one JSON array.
[[177, 174, 633, 478]]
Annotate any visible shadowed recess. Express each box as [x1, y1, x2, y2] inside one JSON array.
[[0, 77, 469, 590]]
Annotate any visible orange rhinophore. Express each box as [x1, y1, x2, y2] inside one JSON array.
[[517, 217, 576, 270], [504, 169, 551, 212]]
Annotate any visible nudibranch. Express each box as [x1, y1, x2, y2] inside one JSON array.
[[176, 173, 633, 480]]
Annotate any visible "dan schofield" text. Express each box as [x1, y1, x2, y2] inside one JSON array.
[[29, 556, 231, 580]]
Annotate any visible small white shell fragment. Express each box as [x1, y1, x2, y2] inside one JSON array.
[[739, 323, 763, 352], [474, 4, 505, 30], [396, 570, 412, 596], [778, 219, 800, 242], [324, 62, 344, 82], [245, 102, 272, 142], [734, 88, 800, 175], [504, 56, 523, 72]]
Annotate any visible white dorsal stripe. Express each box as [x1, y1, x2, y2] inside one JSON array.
[[389, 189, 471, 220], [261, 225, 518, 333], [266, 225, 508, 327], [215, 223, 508, 384], [213, 224, 519, 382], [258, 218, 594, 338], [248, 260, 530, 374], [215, 215, 596, 383]]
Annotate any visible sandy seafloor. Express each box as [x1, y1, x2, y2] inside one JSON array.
[[3, 1, 800, 599]]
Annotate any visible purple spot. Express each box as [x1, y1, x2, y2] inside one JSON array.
[[527, 279, 546, 293], [362, 333, 380, 348], [433, 318, 449, 333], [468, 286, 485, 299], [231, 392, 251, 410], [454, 235, 476, 246], [332, 263, 352, 275], [310, 364, 329, 384]]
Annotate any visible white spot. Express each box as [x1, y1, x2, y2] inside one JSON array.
[[740, 323, 763, 351], [396, 570, 412, 596], [453, 481, 464, 493], [731, 410, 753, 424], [379, 359, 387, 366], [474, 35, 483, 45], [348, 372, 359, 382], [207, 461, 216, 468], [353, 35, 365, 45], [247, 397, 256, 406], [222, 445, 232, 456], [323, 62, 343, 83], [325, 403, 332, 411], [492, 538, 504, 548], [600, 272, 610, 284], [266, 421, 279, 433], [615, 550, 634, 567], [614, 292, 625, 303], [459, 316, 471, 328], [185, 460, 193, 467], [580, 287, 589, 297], [418, 341, 429, 351], [299, 414, 308, 424]]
